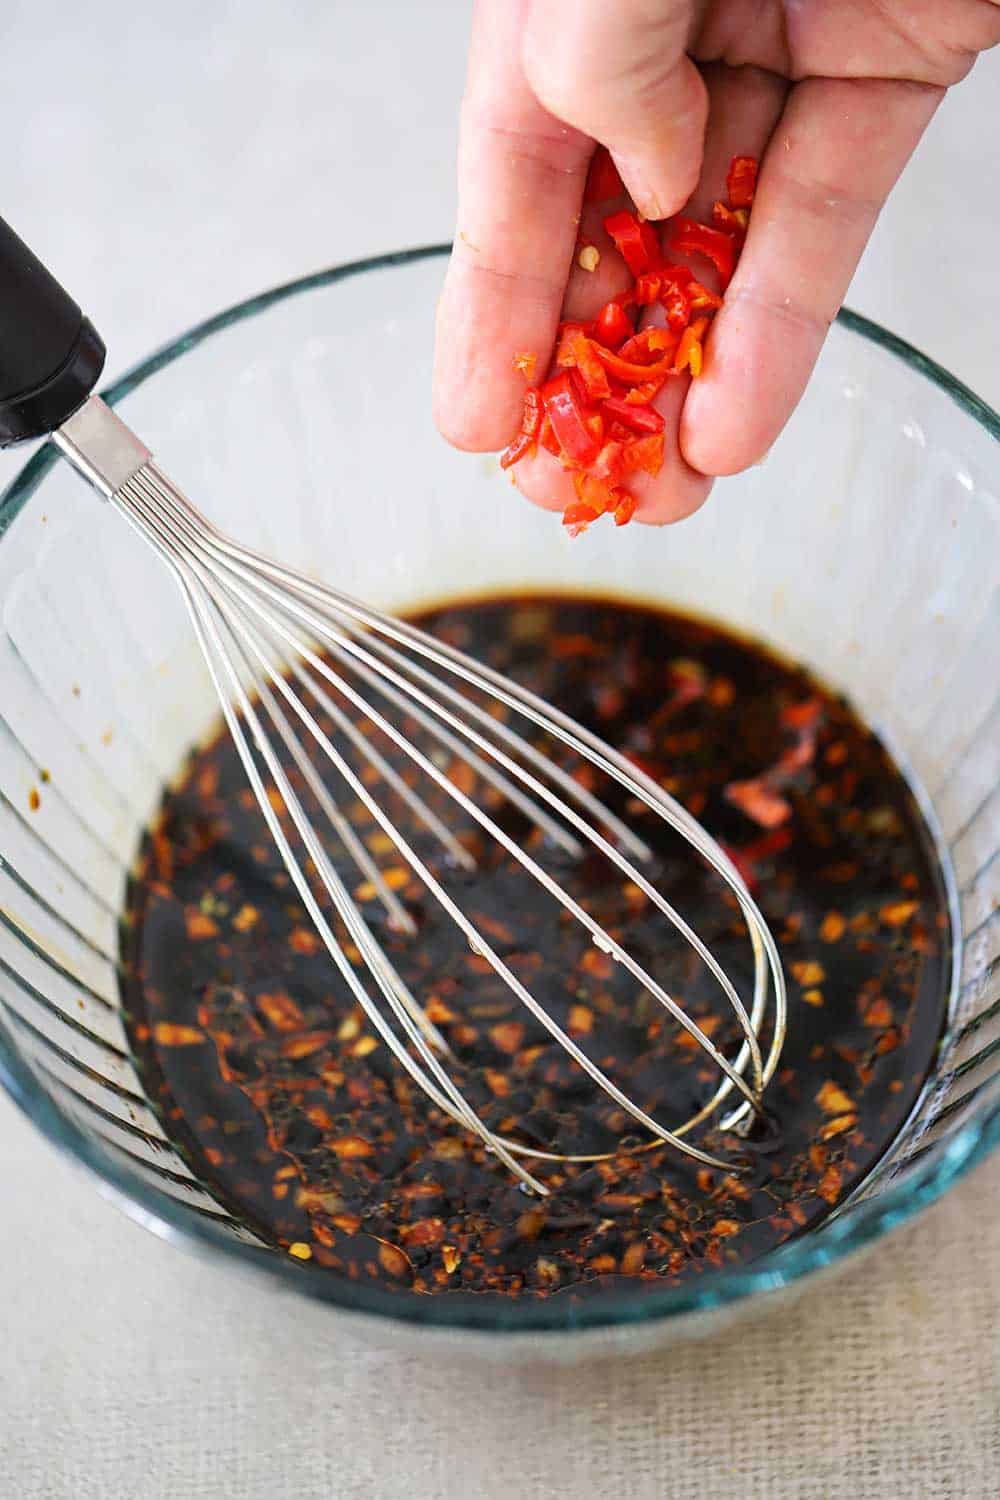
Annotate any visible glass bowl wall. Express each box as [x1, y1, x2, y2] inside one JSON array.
[[0, 247, 996, 1353]]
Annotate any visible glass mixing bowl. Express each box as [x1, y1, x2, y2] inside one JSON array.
[[0, 246, 996, 1358]]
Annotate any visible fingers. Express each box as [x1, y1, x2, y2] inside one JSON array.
[[433, 0, 593, 453], [618, 64, 785, 524], [515, 64, 784, 528], [513, 363, 713, 526], [681, 76, 944, 475], [522, 0, 707, 222]]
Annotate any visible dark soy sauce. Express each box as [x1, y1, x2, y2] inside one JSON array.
[[122, 596, 949, 1300]]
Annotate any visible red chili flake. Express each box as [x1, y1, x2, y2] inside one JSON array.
[[820, 911, 846, 943], [793, 960, 826, 987], [185, 910, 220, 941], [288, 926, 321, 954], [819, 1113, 858, 1141], [258, 992, 306, 1031], [424, 996, 457, 1024], [816, 1080, 854, 1115], [725, 778, 792, 829], [712, 1218, 741, 1238], [817, 1165, 843, 1205], [863, 996, 894, 1029], [376, 1241, 414, 1280], [621, 1241, 647, 1274], [331, 1135, 375, 1159], [489, 1021, 525, 1055], [401, 1217, 445, 1248], [282, 1033, 333, 1059], [879, 900, 919, 927], [153, 1023, 204, 1047]]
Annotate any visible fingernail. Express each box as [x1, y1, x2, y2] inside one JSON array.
[[615, 158, 664, 221]]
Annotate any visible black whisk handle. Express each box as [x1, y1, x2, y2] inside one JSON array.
[[0, 215, 106, 447]]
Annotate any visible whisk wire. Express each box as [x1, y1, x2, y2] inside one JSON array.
[[98, 445, 787, 1185]]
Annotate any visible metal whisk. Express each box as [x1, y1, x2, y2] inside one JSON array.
[[0, 217, 786, 1194]]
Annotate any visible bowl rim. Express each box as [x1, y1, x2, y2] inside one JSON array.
[[1, 242, 998, 1336]]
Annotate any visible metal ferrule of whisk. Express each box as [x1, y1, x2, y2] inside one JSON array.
[[54, 394, 787, 1196]]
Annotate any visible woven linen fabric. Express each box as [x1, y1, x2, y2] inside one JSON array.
[[1, 1093, 998, 1500]]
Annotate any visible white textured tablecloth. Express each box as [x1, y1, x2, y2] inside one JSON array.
[[0, 5, 998, 1495]]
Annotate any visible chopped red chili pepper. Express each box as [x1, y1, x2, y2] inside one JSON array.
[[499, 155, 758, 534], [726, 156, 758, 209], [512, 351, 537, 380], [624, 378, 666, 405], [600, 396, 664, 434], [542, 372, 603, 466], [665, 217, 737, 287], [538, 413, 561, 457], [603, 210, 661, 278], [621, 431, 665, 476], [674, 316, 709, 378], [616, 326, 677, 364], [555, 326, 612, 401], [592, 345, 678, 386], [613, 490, 638, 526], [688, 280, 723, 312], [660, 280, 692, 331], [594, 300, 633, 349], [589, 440, 628, 483], [711, 201, 747, 241], [499, 387, 542, 469], [561, 500, 600, 536]]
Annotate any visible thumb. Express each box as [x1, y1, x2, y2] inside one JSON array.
[[522, 0, 707, 221]]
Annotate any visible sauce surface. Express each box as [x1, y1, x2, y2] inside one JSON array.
[[122, 595, 949, 1300]]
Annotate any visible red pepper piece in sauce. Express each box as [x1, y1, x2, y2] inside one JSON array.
[[603, 210, 662, 278]]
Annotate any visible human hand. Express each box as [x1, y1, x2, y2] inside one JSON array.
[[433, 0, 1000, 525]]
